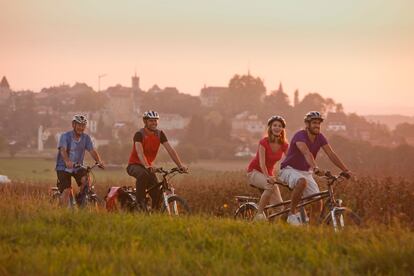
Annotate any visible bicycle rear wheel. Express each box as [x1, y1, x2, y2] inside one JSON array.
[[234, 203, 258, 221], [326, 207, 362, 230], [161, 195, 190, 216]]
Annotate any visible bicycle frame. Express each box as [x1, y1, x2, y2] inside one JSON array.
[[144, 168, 182, 215], [236, 173, 348, 226], [51, 163, 100, 207]]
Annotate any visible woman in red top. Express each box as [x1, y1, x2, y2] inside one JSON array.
[[247, 115, 289, 221]]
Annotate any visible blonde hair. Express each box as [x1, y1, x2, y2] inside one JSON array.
[[267, 126, 287, 145]]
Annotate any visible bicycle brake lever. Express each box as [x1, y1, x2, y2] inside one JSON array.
[[324, 171, 333, 178]]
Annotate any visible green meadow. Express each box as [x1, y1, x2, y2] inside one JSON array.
[[0, 158, 413, 275], [1, 206, 413, 275]]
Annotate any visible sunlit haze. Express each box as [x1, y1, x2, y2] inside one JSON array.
[[1, 0, 413, 115]]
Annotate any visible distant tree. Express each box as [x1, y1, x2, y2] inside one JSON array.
[[3, 93, 39, 144], [96, 115, 112, 139], [297, 93, 327, 112], [262, 90, 292, 120], [184, 115, 206, 145], [182, 112, 237, 159], [140, 89, 202, 117], [325, 98, 336, 113], [394, 123, 414, 137], [289, 92, 338, 130], [217, 74, 266, 116], [335, 103, 344, 113]]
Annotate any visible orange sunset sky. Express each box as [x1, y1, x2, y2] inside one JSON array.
[[1, 0, 413, 115]]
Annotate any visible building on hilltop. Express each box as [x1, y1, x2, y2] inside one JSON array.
[[157, 113, 190, 130], [200, 86, 228, 107], [326, 112, 347, 133], [131, 72, 140, 93], [148, 84, 162, 94], [102, 85, 136, 125]]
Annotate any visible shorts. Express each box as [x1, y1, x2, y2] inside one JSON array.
[[278, 166, 320, 197], [247, 170, 276, 191], [247, 170, 283, 205], [56, 169, 88, 193]]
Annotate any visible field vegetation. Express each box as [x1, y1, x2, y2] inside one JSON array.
[[1, 158, 413, 274], [0, 190, 413, 275]]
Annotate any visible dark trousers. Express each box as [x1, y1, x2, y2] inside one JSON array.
[[126, 164, 161, 209], [56, 169, 87, 193]]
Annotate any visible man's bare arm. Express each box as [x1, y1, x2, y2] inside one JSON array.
[[59, 147, 73, 168], [135, 142, 150, 168], [88, 149, 104, 168]]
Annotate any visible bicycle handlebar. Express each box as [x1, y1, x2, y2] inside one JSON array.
[[73, 162, 103, 171], [323, 170, 351, 182], [154, 167, 188, 175]]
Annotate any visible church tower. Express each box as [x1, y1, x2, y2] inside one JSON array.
[[131, 72, 140, 93], [294, 89, 299, 107], [0, 76, 12, 102]]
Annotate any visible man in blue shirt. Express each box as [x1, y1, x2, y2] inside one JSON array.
[[56, 114, 104, 207]]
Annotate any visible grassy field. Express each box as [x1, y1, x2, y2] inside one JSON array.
[[0, 157, 247, 183], [0, 200, 413, 275], [0, 157, 132, 184], [1, 157, 414, 274]]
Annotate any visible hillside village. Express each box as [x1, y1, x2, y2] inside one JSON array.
[[0, 74, 413, 162]]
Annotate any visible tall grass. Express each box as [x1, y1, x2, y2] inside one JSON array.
[[0, 196, 413, 275], [1, 174, 414, 274]]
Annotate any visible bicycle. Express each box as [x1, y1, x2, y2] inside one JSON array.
[[234, 171, 362, 231], [109, 167, 190, 216], [50, 163, 103, 208]]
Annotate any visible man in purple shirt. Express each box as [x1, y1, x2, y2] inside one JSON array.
[[279, 111, 350, 226]]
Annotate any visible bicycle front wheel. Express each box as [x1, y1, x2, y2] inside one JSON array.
[[87, 194, 103, 209], [50, 192, 61, 204], [161, 195, 190, 216], [326, 207, 362, 230]]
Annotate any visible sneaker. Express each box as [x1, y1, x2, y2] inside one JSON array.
[[287, 213, 302, 226], [253, 213, 266, 221]]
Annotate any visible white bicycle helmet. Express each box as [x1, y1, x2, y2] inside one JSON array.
[[304, 111, 324, 122], [267, 115, 286, 128], [142, 110, 160, 120], [72, 114, 88, 124]]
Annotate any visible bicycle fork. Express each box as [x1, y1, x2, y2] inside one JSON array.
[[330, 207, 346, 232], [163, 187, 178, 216]]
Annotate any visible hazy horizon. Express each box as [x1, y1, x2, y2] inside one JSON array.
[[1, 0, 413, 116]]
